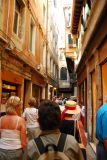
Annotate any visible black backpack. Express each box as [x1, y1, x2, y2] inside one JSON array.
[[34, 133, 70, 160]]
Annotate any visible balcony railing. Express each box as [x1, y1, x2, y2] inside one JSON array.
[[0, 29, 15, 50]]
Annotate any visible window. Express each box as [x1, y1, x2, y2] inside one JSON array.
[[0, 0, 3, 29], [86, 3, 90, 19], [42, 44, 46, 67], [29, 18, 36, 55], [87, 0, 91, 9], [70, 73, 77, 84], [30, 22, 33, 50], [50, 58, 53, 73], [13, 0, 25, 39], [60, 53, 64, 61], [60, 67, 67, 80], [43, 5, 46, 28], [54, 0, 57, 7], [81, 15, 85, 31], [68, 34, 73, 45], [13, 0, 20, 35], [50, 28, 52, 42], [67, 13, 71, 26], [76, 38, 78, 47]]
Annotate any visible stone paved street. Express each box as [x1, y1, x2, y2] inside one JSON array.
[[86, 143, 96, 160]]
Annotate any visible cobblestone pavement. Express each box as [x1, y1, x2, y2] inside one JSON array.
[[86, 143, 96, 160]]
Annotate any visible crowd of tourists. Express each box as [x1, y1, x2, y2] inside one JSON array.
[[0, 95, 87, 160]]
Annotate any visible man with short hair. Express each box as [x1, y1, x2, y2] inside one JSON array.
[[96, 96, 107, 160], [27, 100, 84, 160]]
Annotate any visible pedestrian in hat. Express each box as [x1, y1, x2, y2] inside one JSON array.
[[60, 100, 87, 159]]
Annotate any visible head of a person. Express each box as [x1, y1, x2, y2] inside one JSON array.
[[40, 99, 45, 103], [64, 100, 81, 117], [52, 96, 57, 102], [1, 97, 7, 104], [6, 96, 21, 115], [28, 97, 37, 107], [38, 100, 61, 131]]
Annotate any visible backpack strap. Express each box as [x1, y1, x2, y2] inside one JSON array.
[[57, 133, 67, 152], [34, 133, 67, 154], [34, 137, 45, 154]]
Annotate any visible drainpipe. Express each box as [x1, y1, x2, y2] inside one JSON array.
[[46, 0, 48, 75], [45, 0, 48, 99]]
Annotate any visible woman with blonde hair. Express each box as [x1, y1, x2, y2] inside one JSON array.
[[0, 96, 27, 160], [23, 97, 41, 140]]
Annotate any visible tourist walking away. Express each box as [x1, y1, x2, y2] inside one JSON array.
[[27, 100, 84, 160], [60, 100, 87, 159], [96, 96, 107, 160], [0, 96, 27, 160], [23, 97, 41, 140]]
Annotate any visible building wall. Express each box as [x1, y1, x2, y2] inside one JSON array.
[[73, 0, 107, 143], [0, 0, 60, 110]]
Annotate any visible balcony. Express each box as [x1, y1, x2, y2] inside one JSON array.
[[59, 80, 70, 88]]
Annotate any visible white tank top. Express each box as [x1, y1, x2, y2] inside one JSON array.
[[0, 117, 22, 149]]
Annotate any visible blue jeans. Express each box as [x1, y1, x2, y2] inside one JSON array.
[[97, 141, 107, 160]]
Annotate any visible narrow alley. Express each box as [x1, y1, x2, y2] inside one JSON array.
[[0, 0, 107, 159]]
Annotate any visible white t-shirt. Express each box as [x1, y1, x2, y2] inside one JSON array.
[[23, 107, 39, 128]]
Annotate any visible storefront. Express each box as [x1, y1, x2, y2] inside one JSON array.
[[2, 81, 18, 98], [1, 69, 24, 100], [31, 72, 46, 104]]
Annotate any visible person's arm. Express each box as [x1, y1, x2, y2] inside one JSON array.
[[22, 109, 27, 121], [19, 118, 27, 150]]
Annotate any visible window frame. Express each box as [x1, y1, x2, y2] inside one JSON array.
[[60, 67, 67, 80], [29, 18, 36, 55], [13, 0, 20, 36]]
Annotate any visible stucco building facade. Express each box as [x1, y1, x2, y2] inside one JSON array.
[[71, 0, 107, 146], [0, 0, 59, 110]]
